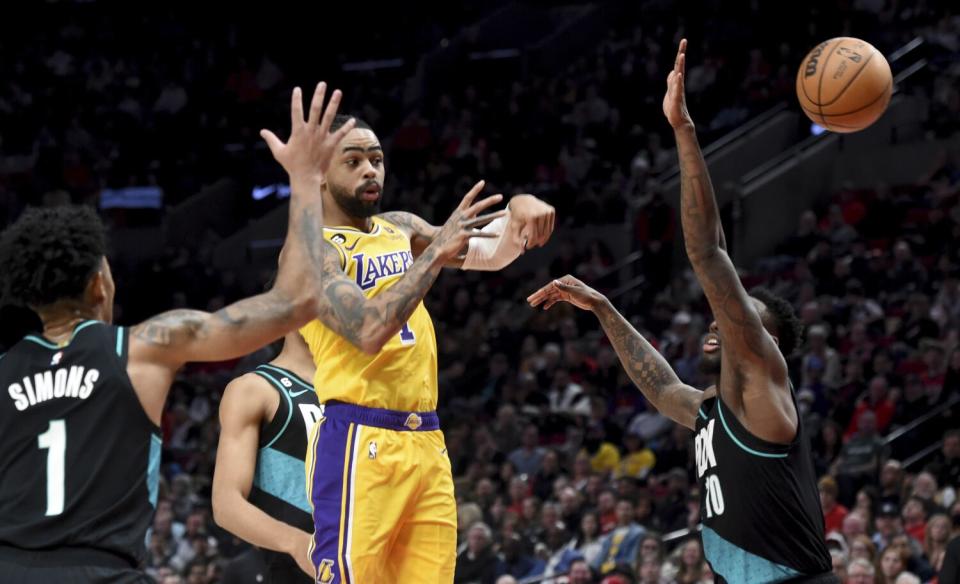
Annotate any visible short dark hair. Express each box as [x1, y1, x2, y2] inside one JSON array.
[[0, 205, 107, 308], [749, 287, 803, 358], [331, 114, 371, 133]]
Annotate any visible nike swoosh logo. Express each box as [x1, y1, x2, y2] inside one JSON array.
[[440, 448, 447, 456], [289, 389, 313, 397]]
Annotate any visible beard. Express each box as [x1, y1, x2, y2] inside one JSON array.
[[698, 351, 722, 376], [329, 180, 381, 219]]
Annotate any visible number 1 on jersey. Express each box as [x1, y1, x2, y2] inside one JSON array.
[[399, 322, 416, 345], [38, 419, 66, 516]]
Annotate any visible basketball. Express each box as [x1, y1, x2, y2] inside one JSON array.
[[796, 37, 893, 133]]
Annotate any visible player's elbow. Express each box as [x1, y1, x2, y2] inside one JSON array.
[[291, 293, 322, 323], [211, 481, 239, 528], [684, 242, 721, 263], [211, 491, 229, 528]]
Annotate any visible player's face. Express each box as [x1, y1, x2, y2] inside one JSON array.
[[325, 128, 385, 219], [700, 319, 721, 374], [699, 298, 773, 376]]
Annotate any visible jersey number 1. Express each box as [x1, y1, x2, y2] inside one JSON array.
[[38, 419, 66, 516], [399, 322, 416, 345]]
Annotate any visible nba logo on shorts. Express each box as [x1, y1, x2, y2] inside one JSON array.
[[316, 559, 335, 583]]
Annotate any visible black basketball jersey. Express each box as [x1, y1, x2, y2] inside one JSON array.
[[0, 321, 160, 567], [694, 389, 832, 583], [246, 364, 321, 580]]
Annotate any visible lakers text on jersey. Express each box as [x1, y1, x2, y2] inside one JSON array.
[[300, 217, 438, 412]]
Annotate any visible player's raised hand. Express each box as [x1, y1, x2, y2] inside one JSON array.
[[429, 180, 507, 261], [527, 275, 607, 311], [508, 194, 556, 249], [260, 82, 356, 180], [663, 38, 694, 130]]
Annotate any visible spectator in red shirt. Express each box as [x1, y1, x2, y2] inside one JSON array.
[[597, 490, 618, 535], [902, 497, 929, 545], [820, 476, 850, 534], [846, 376, 895, 438]]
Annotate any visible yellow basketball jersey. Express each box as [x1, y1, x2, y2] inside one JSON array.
[[300, 217, 438, 412]]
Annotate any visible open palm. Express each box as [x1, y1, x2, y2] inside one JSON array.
[[663, 39, 694, 129]]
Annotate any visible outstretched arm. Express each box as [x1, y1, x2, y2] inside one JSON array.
[[131, 84, 349, 365], [128, 83, 351, 424], [665, 41, 795, 442], [528, 276, 704, 429], [379, 194, 556, 269], [665, 41, 785, 377], [319, 182, 506, 354]]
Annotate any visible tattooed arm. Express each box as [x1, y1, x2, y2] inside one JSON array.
[[665, 40, 793, 441], [126, 83, 353, 424], [378, 194, 555, 267], [317, 238, 445, 353], [673, 127, 780, 369], [594, 299, 704, 428], [376, 211, 442, 259], [528, 276, 704, 429], [664, 41, 783, 369], [321, 181, 506, 354]]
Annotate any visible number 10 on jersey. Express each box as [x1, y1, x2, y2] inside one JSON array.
[[704, 474, 725, 518]]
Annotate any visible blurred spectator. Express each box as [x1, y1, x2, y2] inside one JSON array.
[[593, 500, 645, 575], [820, 476, 850, 535], [848, 557, 877, 583], [455, 522, 498, 584]]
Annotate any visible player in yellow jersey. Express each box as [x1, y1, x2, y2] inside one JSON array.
[[300, 115, 556, 583]]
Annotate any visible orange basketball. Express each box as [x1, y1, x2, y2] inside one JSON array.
[[796, 37, 893, 133]]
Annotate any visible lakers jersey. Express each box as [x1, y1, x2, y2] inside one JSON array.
[[300, 217, 438, 412]]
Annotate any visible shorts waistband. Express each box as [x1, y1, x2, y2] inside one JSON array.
[[0, 544, 136, 569], [324, 401, 439, 431]]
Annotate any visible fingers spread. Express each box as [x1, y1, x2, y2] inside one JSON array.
[[459, 180, 486, 209], [464, 194, 504, 218], [308, 82, 327, 126], [321, 89, 344, 135], [290, 87, 303, 127], [260, 129, 283, 155], [462, 209, 507, 230]]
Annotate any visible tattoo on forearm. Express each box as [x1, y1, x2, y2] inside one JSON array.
[[301, 209, 325, 272], [318, 239, 442, 347], [132, 295, 293, 351], [132, 310, 207, 347], [677, 129, 769, 363], [214, 306, 247, 327], [595, 303, 697, 423], [379, 211, 436, 242], [678, 148, 720, 260]]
